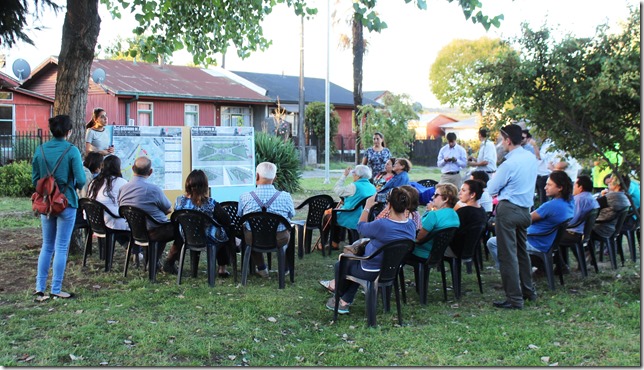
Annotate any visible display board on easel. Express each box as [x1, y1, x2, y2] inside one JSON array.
[[190, 126, 255, 202]]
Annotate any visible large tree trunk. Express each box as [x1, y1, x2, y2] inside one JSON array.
[[352, 14, 363, 165], [53, 0, 101, 151]]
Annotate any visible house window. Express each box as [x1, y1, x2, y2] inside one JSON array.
[[137, 102, 153, 126], [184, 104, 199, 127], [0, 105, 14, 137], [0, 92, 13, 100], [221, 106, 251, 127]]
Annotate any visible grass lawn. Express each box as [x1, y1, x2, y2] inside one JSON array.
[[0, 167, 640, 366]]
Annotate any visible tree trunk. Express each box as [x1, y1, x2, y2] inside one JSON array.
[[53, 0, 101, 151], [352, 14, 363, 165]]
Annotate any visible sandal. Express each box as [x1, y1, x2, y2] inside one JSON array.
[[51, 291, 75, 299], [319, 280, 335, 293]]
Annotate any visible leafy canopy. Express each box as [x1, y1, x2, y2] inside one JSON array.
[[476, 7, 640, 175], [100, 0, 318, 66], [304, 101, 340, 154], [357, 92, 417, 158]]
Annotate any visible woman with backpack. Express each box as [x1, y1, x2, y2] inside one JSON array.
[[32, 115, 86, 301]]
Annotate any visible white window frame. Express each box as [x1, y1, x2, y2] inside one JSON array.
[[184, 103, 199, 127], [0, 104, 15, 142], [137, 102, 154, 126], [220, 106, 252, 127]]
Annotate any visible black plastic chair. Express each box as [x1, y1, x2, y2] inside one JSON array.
[[220, 201, 243, 283], [527, 218, 571, 291], [417, 179, 439, 188], [617, 207, 639, 263], [399, 227, 458, 305], [589, 208, 629, 270], [292, 194, 335, 258], [367, 201, 387, 222], [443, 221, 486, 299], [73, 199, 93, 260], [80, 198, 131, 272], [332, 239, 415, 327], [171, 209, 230, 287], [326, 196, 371, 257], [559, 208, 599, 277], [118, 205, 171, 282], [239, 211, 295, 289]]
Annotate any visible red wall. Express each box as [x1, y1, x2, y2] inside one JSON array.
[[2, 91, 53, 132]]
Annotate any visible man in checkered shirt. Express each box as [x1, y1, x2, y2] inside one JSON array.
[[237, 162, 295, 278]]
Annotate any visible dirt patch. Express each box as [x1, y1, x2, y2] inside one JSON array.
[[0, 228, 95, 294]]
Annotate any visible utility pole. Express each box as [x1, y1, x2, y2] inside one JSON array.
[[298, 14, 306, 166]]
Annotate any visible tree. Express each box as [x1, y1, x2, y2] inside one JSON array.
[[0, 0, 61, 48], [3, 0, 317, 150], [356, 92, 417, 158], [429, 37, 511, 113], [477, 7, 640, 178], [304, 101, 340, 157], [337, 0, 502, 164]]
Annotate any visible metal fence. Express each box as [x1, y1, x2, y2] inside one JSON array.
[[0, 130, 50, 165]]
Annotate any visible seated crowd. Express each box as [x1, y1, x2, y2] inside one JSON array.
[[73, 152, 638, 316]]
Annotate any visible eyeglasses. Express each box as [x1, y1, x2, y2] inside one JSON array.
[[522, 136, 528, 140], [433, 193, 444, 199]]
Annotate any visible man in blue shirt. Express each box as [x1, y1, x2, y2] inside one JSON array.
[[559, 175, 600, 246], [486, 124, 538, 310]]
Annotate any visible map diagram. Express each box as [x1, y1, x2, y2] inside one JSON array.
[[191, 127, 255, 187], [112, 126, 183, 190]]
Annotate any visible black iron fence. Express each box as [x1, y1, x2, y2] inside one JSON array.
[[0, 130, 50, 165]]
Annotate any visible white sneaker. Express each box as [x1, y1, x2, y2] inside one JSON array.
[[256, 268, 269, 278]]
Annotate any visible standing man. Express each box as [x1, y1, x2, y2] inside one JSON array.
[[487, 124, 538, 310], [118, 156, 179, 273], [437, 132, 467, 189], [238, 162, 296, 278], [467, 128, 497, 178]]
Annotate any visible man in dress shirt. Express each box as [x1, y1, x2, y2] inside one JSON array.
[[467, 128, 497, 178], [437, 132, 468, 189], [559, 175, 600, 246], [486, 124, 538, 310]]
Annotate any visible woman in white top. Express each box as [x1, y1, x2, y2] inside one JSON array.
[[85, 107, 115, 156], [87, 155, 128, 232]]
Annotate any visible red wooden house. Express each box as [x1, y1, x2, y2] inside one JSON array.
[[0, 70, 53, 134]]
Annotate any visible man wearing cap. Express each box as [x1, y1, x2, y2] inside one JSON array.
[[467, 128, 497, 177], [437, 132, 467, 189], [486, 124, 538, 310]]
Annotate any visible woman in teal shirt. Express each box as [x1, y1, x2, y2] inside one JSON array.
[[32, 115, 86, 301], [411, 183, 460, 260]]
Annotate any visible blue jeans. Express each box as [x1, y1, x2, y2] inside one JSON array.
[[36, 206, 77, 294]]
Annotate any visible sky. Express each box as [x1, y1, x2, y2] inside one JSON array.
[[1, 0, 636, 108]]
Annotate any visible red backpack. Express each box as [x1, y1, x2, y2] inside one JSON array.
[[31, 145, 72, 218]]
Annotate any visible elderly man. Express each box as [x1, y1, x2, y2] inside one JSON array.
[[467, 128, 497, 177], [118, 156, 179, 273], [237, 162, 296, 278], [437, 132, 467, 189], [594, 174, 631, 239], [487, 124, 538, 310]]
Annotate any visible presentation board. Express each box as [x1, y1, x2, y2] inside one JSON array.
[[190, 126, 256, 202], [112, 126, 185, 190]]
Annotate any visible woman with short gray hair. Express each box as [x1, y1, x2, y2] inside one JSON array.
[[322, 165, 376, 250]]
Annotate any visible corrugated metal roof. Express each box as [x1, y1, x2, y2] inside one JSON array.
[[231, 71, 377, 107], [92, 59, 273, 103]]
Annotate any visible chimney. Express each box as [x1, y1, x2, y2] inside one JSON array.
[[158, 55, 164, 67]]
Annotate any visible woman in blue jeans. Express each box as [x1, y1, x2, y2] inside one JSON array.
[[32, 115, 86, 301]]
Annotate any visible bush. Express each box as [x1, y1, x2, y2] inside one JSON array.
[[0, 160, 33, 197], [255, 132, 302, 194]]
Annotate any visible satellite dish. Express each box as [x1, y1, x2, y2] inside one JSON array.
[[12, 59, 31, 81], [91, 68, 106, 84]]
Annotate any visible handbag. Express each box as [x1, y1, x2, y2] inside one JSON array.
[[342, 238, 370, 256]]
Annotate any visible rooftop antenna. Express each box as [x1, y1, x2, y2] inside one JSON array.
[[12, 59, 31, 81]]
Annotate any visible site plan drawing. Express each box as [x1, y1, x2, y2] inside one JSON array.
[[112, 126, 183, 190], [191, 126, 255, 187]]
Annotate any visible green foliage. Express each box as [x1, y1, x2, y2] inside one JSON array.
[[476, 7, 640, 175], [304, 102, 340, 154], [430, 37, 511, 112], [0, 161, 33, 197], [255, 132, 302, 193], [100, 0, 318, 66], [357, 93, 417, 158], [0, 0, 62, 48]]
